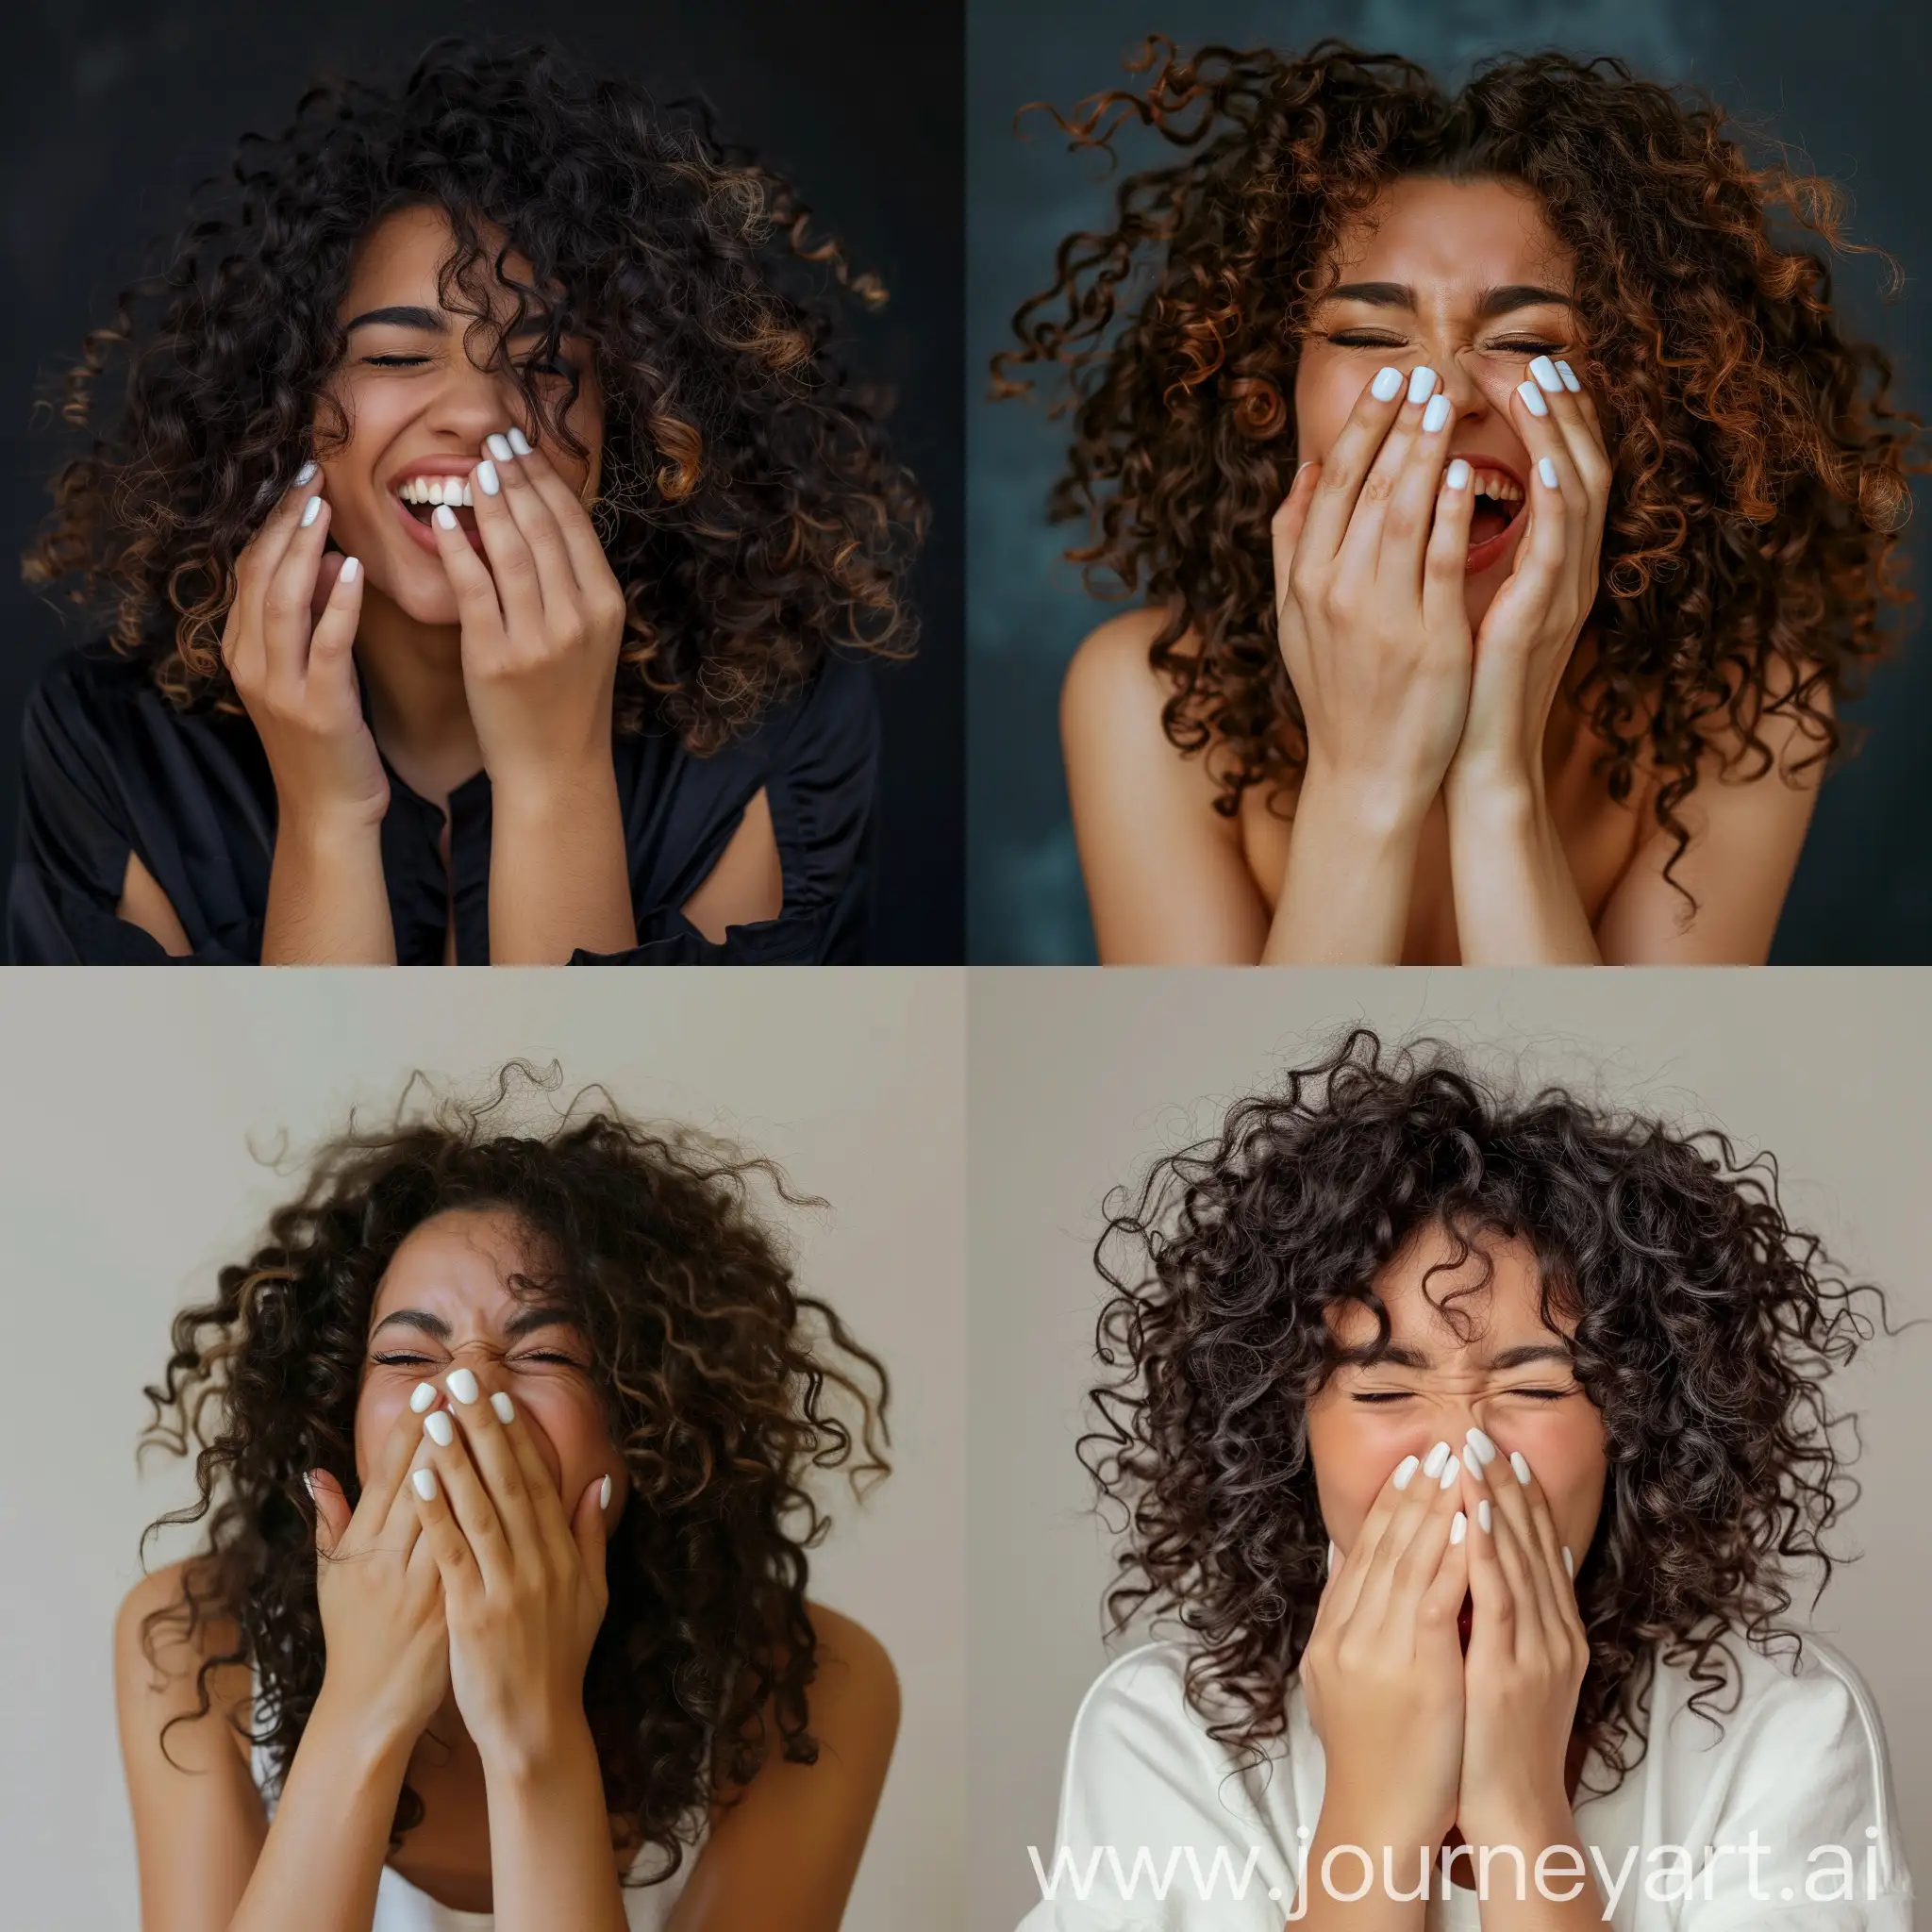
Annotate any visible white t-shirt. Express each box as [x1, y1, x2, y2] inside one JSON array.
[[1016, 1634, 1912, 1931]]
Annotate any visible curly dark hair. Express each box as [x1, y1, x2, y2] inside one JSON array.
[[25, 36, 924, 751], [136, 1063, 890, 1886], [1082, 1026, 1890, 1793], [996, 40, 1920, 883]]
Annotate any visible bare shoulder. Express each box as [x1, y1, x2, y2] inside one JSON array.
[[115, 1558, 253, 1767], [803, 1600, 900, 1744]]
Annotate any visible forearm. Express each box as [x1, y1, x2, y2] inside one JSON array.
[[483, 1718, 628, 1932], [225, 1689, 410, 1932], [1289, 1800, 1436, 1931], [488, 763, 635, 963], [1261, 767, 1428, 965], [1457, 1804, 1607, 1931], [1444, 775, 1599, 964], [262, 814, 397, 964]]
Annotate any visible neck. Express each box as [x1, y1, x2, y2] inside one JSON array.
[[354, 588, 484, 808]]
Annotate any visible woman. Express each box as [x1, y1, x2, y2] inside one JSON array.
[[116, 1074, 900, 1929], [1022, 1031, 1911, 1928], [997, 42, 1917, 964], [15, 38, 923, 964]]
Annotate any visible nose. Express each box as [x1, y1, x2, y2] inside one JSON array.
[[420, 346, 524, 444]]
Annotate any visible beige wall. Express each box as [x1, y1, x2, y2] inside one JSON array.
[[966, 967, 1932, 1932], [0, 968, 965, 1932]]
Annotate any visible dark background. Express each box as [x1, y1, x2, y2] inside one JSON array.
[[968, 0, 1932, 962], [2, 0, 963, 964]]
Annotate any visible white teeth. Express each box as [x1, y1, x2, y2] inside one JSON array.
[[396, 476, 474, 508], [1469, 470, 1523, 504]]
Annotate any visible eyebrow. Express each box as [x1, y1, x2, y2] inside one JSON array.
[[369, 1304, 576, 1343], [1322, 281, 1574, 317], [1359, 1341, 1575, 1372]]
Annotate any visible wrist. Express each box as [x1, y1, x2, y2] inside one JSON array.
[[1299, 756, 1435, 845], [306, 1680, 420, 1787], [1443, 760, 1545, 827], [488, 754, 621, 825], [476, 1702, 600, 1789], [275, 799, 388, 854]]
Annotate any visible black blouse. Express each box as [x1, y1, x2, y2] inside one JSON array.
[[8, 644, 878, 964]]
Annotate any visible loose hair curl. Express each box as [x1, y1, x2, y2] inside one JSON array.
[[998, 41, 1920, 880], [137, 1063, 890, 1885], [27, 37, 924, 751], [1083, 1028, 1888, 1791]]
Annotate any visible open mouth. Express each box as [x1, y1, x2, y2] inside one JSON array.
[[390, 472, 485, 555], [1458, 462, 1526, 575]]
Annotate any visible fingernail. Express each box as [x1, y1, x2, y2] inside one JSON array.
[[475, 458, 500, 496], [507, 425, 533, 457], [1529, 355, 1564, 393], [1391, 1454, 1421, 1491], [1451, 1510, 1468, 1545], [425, 1410, 454, 1447], [1465, 1427, 1498, 1466], [301, 1470, 315, 1501], [1563, 1546, 1575, 1579], [1439, 1457, 1458, 1491], [1517, 379, 1549, 418], [300, 495, 323, 527], [1326, 1540, 1339, 1572], [340, 556, 360, 584], [491, 1391, 514, 1424], [598, 1474, 612, 1511], [294, 460, 317, 486], [1556, 359, 1582, 392], [1509, 1450, 1532, 1486], [1538, 457, 1559, 489], [1371, 366, 1404, 402], [1422, 1440, 1451, 1478], [434, 505, 458, 529], [1460, 1443, 1486, 1480], [1407, 365, 1437, 405], [446, 1368, 479, 1406], [1445, 458, 1471, 491], [1421, 393, 1451, 434], [409, 1381, 437, 1414], [412, 1468, 438, 1501], [1477, 1499, 1492, 1533]]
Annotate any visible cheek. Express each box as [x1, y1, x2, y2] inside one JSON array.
[[1291, 360, 1357, 464], [1307, 1401, 1415, 1548], [1491, 1408, 1607, 1546], [353, 1383, 408, 1489]]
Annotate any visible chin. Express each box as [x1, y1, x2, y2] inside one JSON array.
[[377, 562, 462, 626]]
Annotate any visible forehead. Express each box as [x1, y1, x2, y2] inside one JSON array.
[[1324, 175, 1573, 293], [369, 1205, 542, 1322], [342, 204, 534, 307], [1327, 1227, 1570, 1353]]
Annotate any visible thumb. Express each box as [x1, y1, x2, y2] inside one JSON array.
[[1270, 460, 1322, 620], [572, 1472, 613, 1588], [307, 1468, 352, 1558]]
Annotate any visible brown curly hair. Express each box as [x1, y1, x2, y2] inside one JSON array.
[[1083, 1027, 1890, 1792], [136, 1063, 890, 1886], [996, 40, 1920, 880], [25, 36, 924, 752]]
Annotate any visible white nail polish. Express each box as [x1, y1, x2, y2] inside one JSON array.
[[1465, 1427, 1498, 1466], [1450, 1511, 1468, 1545], [1517, 380, 1549, 418], [409, 1381, 437, 1414], [1422, 1440, 1450, 1477], [1477, 1499, 1492, 1533], [475, 458, 500, 496], [1445, 458, 1471, 491], [1421, 393, 1451, 434], [425, 1410, 454, 1447], [1392, 1454, 1420, 1491], [1326, 1540, 1339, 1573], [1460, 1443, 1485, 1480], [1407, 365, 1437, 405], [412, 1468, 438, 1501], [487, 433, 514, 463], [340, 556, 360, 584], [434, 504, 458, 528], [491, 1391, 514, 1424], [294, 460, 317, 486], [1509, 1451, 1532, 1486], [1556, 359, 1581, 392], [446, 1368, 479, 1406], [1371, 366, 1404, 402], [300, 495, 323, 527], [1538, 457, 1559, 489], [1563, 1546, 1574, 1579], [301, 1470, 315, 1501], [1529, 355, 1564, 392], [507, 425, 533, 457], [1439, 1457, 1458, 1491], [599, 1474, 612, 1511]]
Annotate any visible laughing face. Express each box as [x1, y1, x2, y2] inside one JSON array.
[[1294, 175, 1585, 630], [314, 203, 606, 627]]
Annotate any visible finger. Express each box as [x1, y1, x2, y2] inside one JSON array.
[[1527, 356, 1610, 501], [1461, 1433, 1548, 1649], [482, 1382, 583, 1570], [419, 1403, 512, 1592], [261, 490, 332, 690], [1334, 365, 1441, 579], [351, 1393, 437, 1546], [465, 451, 548, 633], [1502, 385, 1574, 597], [492, 428, 598, 594], [1269, 462, 1324, 623], [1460, 1457, 1517, 1664], [570, 1471, 613, 1597], [440, 1368, 543, 1559], [306, 554, 365, 690], [307, 1468, 352, 1558], [1379, 1447, 1468, 1642], [1326, 1438, 1452, 1625], [1501, 1444, 1583, 1620], [1422, 455, 1478, 634], [235, 462, 324, 608], [1351, 1437, 1463, 1633], [1294, 363, 1408, 566], [428, 502, 508, 647], [1375, 375, 1459, 591], [407, 1454, 484, 1599], [1415, 1505, 1471, 1657]]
